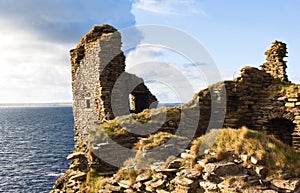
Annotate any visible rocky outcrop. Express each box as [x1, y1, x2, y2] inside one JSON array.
[[93, 128, 300, 193], [51, 152, 88, 193]]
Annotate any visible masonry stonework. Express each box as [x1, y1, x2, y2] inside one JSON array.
[[188, 41, 300, 151], [192, 65, 300, 151], [71, 25, 157, 148], [261, 40, 289, 82]]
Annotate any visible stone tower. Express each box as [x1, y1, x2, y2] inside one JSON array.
[[70, 25, 157, 146], [261, 40, 289, 82]]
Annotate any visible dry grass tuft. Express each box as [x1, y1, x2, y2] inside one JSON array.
[[131, 110, 151, 124], [115, 169, 137, 185], [134, 132, 174, 151], [189, 127, 300, 177], [101, 120, 126, 137], [115, 155, 154, 185], [88, 120, 126, 143], [89, 105, 183, 146]]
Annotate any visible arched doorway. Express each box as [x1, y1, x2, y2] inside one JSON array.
[[264, 118, 295, 146]]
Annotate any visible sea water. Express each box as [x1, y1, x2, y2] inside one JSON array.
[[0, 107, 74, 193], [0, 104, 182, 192]]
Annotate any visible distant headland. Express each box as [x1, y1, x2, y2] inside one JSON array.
[[0, 103, 72, 107]]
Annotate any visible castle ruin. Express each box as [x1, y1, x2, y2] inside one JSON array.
[[70, 25, 157, 148], [52, 25, 300, 193], [71, 25, 300, 152]]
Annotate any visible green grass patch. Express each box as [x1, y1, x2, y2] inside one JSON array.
[[85, 169, 105, 193]]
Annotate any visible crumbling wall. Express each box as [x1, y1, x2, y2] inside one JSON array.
[[193, 67, 273, 134], [71, 25, 157, 148], [275, 86, 300, 150], [191, 43, 300, 151], [261, 40, 289, 82]]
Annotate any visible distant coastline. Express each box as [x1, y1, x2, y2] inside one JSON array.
[[0, 103, 73, 107], [0, 102, 182, 108], [157, 102, 183, 108]]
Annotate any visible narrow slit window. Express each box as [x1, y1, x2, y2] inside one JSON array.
[[85, 98, 91, 108]]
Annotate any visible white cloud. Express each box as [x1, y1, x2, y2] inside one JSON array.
[[0, 0, 136, 103], [0, 24, 72, 103], [125, 45, 212, 103], [132, 0, 206, 16], [125, 45, 165, 68], [0, 0, 136, 43]]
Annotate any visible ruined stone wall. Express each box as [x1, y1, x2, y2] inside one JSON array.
[[276, 86, 300, 149], [71, 31, 106, 148], [111, 72, 158, 116], [192, 65, 300, 151], [96, 31, 125, 121], [71, 25, 157, 147], [189, 41, 300, 151], [261, 40, 289, 82], [190, 67, 272, 136]]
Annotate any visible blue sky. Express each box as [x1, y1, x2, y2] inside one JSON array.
[[0, 0, 299, 103]]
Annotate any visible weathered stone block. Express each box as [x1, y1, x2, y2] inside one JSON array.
[[285, 102, 295, 108], [204, 162, 240, 176]]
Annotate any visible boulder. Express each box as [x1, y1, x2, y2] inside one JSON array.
[[67, 152, 86, 160], [204, 162, 241, 176], [151, 179, 165, 189], [66, 180, 76, 188], [199, 181, 219, 191], [156, 189, 169, 193], [69, 172, 87, 181], [136, 172, 151, 182], [255, 166, 268, 179], [250, 156, 259, 165], [166, 159, 182, 169], [240, 154, 248, 162], [271, 179, 300, 192], [118, 180, 131, 189], [105, 184, 121, 192], [177, 169, 202, 180]]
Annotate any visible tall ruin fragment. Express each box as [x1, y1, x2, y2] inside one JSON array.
[[261, 40, 289, 82], [70, 25, 157, 147]]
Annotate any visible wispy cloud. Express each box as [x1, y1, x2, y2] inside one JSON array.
[[0, 26, 72, 102], [0, 0, 136, 103], [125, 46, 214, 102], [132, 0, 206, 16]]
